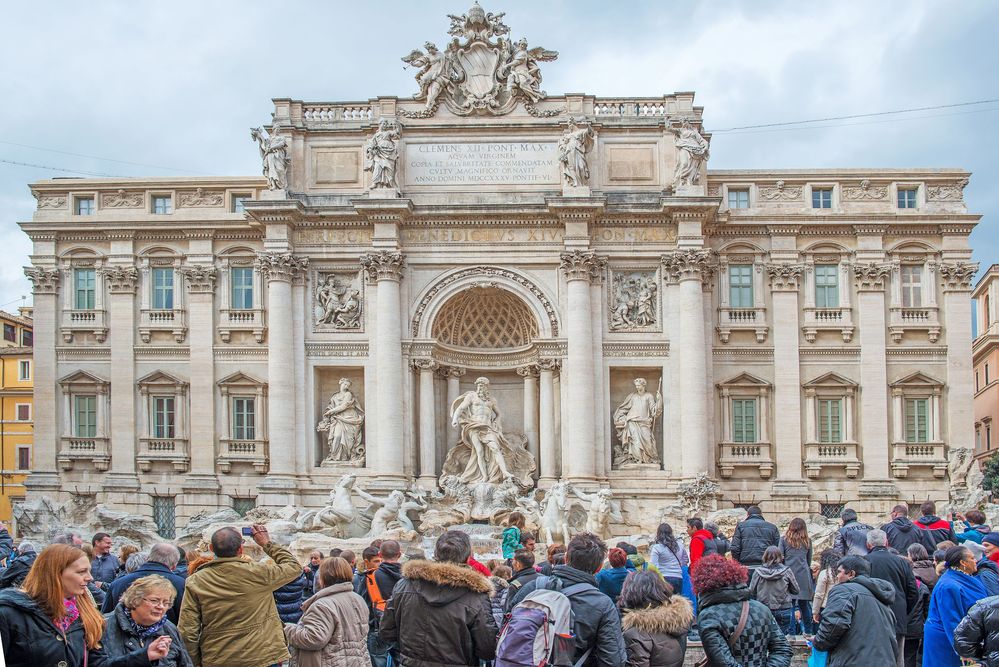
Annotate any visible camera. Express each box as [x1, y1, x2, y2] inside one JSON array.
[[241, 526, 253, 537]]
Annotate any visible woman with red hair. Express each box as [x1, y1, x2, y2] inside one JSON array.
[[690, 555, 793, 667], [595, 547, 630, 603], [0, 543, 171, 666]]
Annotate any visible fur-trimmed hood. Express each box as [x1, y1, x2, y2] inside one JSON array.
[[401, 559, 494, 606], [621, 596, 694, 636]]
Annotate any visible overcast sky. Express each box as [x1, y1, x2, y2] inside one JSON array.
[[1, 1, 996, 313]]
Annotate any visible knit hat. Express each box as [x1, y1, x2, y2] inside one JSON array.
[[983, 532, 999, 547], [966, 541, 986, 560]]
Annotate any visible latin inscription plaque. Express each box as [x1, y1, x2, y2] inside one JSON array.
[[405, 142, 559, 186]]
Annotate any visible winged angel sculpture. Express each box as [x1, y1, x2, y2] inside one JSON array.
[[401, 3, 560, 117]]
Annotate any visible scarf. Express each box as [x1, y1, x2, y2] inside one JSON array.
[[124, 606, 168, 638], [54, 597, 80, 633]]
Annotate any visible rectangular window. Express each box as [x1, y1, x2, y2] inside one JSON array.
[[812, 188, 833, 209], [3, 323, 14, 342], [731, 398, 757, 443], [900, 265, 922, 308], [904, 398, 929, 443], [152, 195, 172, 214], [818, 398, 843, 443], [75, 197, 95, 215], [978, 429, 983, 450], [978, 371, 982, 392], [74, 395, 97, 438], [988, 363, 991, 385], [16, 446, 30, 471], [21, 330, 32, 347], [820, 503, 846, 520], [232, 497, 256, 517], [18, 360, 30, 381], [151, 268, 175, 310], [74, 269, 96, 310], [814, 264, 840, 308], [728, 264, 754, 308], [152, 396, 176, 439], [897, 188, 918, 209], [232, 397, 256, 440], [231, 268, 254, 310], [232, 195, 251, 213], [989, 426, 993, 450], [728, 189, 749, 209], [15, 404, 30, 421], [152, 497, 176, 539]]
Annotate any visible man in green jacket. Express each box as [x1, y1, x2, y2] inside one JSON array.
[[179, 524, 302, 667]]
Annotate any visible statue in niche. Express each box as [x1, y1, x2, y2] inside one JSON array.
[[317, 378, 365, 463], [613, 377, 663, 466], [668, 119, 710, 189], [557, 117, 594, 188], [316, 274, 361, 328], [572, 487, 622, 540], [250, 126, 290, 191], [443, 376, 535, 487], [610, 272, 657, 330], [364, 119, 401, 191]]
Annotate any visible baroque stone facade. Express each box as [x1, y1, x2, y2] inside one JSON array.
[[19, 7, 980, 532]]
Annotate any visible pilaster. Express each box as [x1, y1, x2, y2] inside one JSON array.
[[24, 267, 61, 491], [940, 262, 979, 453]]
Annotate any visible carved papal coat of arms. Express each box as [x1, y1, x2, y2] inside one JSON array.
[[401, 2, 560, 118]]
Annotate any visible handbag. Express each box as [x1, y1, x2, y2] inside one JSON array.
[[694, 600, 750, 667]]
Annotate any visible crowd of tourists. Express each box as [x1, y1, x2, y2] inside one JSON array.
[[1, 499, 999, 666]]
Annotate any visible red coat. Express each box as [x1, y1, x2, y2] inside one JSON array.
[[689, 529, 716, 564], [467, 556, 491, 576]]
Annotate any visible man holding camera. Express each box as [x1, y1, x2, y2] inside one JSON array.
[[179, 524, 302, 667]]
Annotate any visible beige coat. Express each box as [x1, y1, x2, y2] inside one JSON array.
[[178, 542, 303, 667], [284, 582, 371, 667], [812, 568, 838, 614]]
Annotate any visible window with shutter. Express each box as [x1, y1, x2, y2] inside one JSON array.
[[729, 265, 753, 308], [814, 264, 839, 308], [818, 399, 842, 443], [732, 398, 757, 443], [905, 398, 929, 443]]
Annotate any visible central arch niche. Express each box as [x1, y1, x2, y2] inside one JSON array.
[[432, 286, 539, 349]]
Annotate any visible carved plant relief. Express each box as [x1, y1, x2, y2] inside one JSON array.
[[314, 271, 363, 330], [609, 270, 658, 331]]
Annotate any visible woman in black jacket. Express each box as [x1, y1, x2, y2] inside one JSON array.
[[955, 594, 999, 667], [0, 543, 170, 667], [103, 575, 193, 667]]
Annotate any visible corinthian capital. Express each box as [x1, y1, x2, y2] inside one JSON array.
[[178, 264, 218, 293], [410, 358, 439, 372], [360, 251, 406, 282], [255, 252, 309, 283], [100, 266, 139, 293], [661, 248, 718, 283], [560, 250, 605, 282], [939, 261, 979, 291], [853, 262, 892, 291], [765, 263, 804, 291], [25, 267, 60, 294]]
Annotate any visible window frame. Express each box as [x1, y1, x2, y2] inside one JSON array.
[[728, 264, 754, 309], [811, 187, 833, 209], [21, 329, 32, 347], [2, 323, 15, 343], [15, 403, 30, 422], [18, 359, 30, 381], [151, 395, 176, 439], [817, 397, 843, 444], [151, 194, 173, 215], [74, 268, 97, 310], [151, 267, 175, 310], [904, 397, 930, 443], [16, 445, 30, 471], [814, 263, 840, 308], [230, 267, 255, 310], [74, 196, 95, 216], [727, 188, 750, 210], [152, 496, 176, 539], [73, 394, 97, 438], [897, 187, 918, 209], [231, 194, 252, 214], [731, 397, 758, 444], [231, 396, 257, 440], [900, 264, 923, 308]]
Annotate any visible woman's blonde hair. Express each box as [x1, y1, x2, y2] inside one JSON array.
[[120, 574, 177, 610], [118, 544, 139, 564], [22, 545, 105, 649]]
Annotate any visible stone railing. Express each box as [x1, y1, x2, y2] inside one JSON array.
[[717, 441, 774, 479], [891, 441, 947, 478], [716, 307, 769, 343], [804, 442, 860, 478], [593, 99, 670, 117], [58, 436, 110, 471], [218, 308, 266, 343], [888, 305, 940, 343], [61, 308, 108, 343], [218, 438, 269, 473], [802, 306, 855, 343], [139, 308, 187, 343], [302, 103, 374, 125], [137, 437, 190, 472]]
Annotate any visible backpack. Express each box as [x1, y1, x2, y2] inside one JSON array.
[[495, 575, 596, 667], [365, 570, 387, 625]]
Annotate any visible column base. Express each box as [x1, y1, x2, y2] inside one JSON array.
[[24, 472, 62, 493]]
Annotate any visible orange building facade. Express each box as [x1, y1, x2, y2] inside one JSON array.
[[974, 265, 999, 464]]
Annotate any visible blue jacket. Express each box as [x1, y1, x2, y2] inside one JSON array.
[[978, 558, 999, 597], [91, 552, 120, 584], [595, 566, 630, 603], [957, 523, 992, 544], [0, 527, 13, 564], [924, 569, 990, 667], [101, 561, 186, 624], [273, 572, 308, 623]]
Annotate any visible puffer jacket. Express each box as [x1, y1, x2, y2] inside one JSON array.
[[0, 550, 36, 589], [812, 576, 898, 667], [882, 516, 934, 553], [955, 594, 999, 667], [178, 541, 303, 667], [103, 603, 194, 667], [284, 582, 370, 667], [621, 596, 693, 667], [696, 584, 792, 667], [488, 576, 509, 628], [730, 515, 780, 567], [749, 564, 800, 611], [832, 519, 873, 556], [274, 572, 309, 623], [378, 559, 497, 667], [0, 588, 150, 667]]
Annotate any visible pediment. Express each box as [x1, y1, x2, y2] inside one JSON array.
[[803, 372, 857, 388], [58, 370, 109, 387], [718, 372, 771, 388], [891, 371, 944, 388], [217, 371, 266, 387], [137, 370, 188, 387]]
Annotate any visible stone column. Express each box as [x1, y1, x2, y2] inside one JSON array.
[[538, 359, 560, 482], [413, 359, 439, 485], [766, 263, 806, 482], [361, 251, 406, 480], [24, 268, 61, 492], [256, 252, 309, 503], [662, 249, 715, 477], [518, 365, 540, 477], [101, 265, 140, 504], [560, 251, 604, 482], [854, 262, 893, 482], [940, 262, 979, 450], [589, 264, 608, 478], [441, 366, 466, 411], [293, 273, 309, 474]]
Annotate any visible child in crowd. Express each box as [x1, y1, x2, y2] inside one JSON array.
[[750, 545, 800, 636], [502, 512, 526, 562]]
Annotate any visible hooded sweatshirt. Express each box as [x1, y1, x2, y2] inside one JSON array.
[[882, 516, 934, 553], [915, 515, 957, 546], [748, 563, 800, 611], [689, 529, 718, 564]]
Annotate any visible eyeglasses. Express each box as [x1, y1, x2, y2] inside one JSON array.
[[142, 598, 171, 608]]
